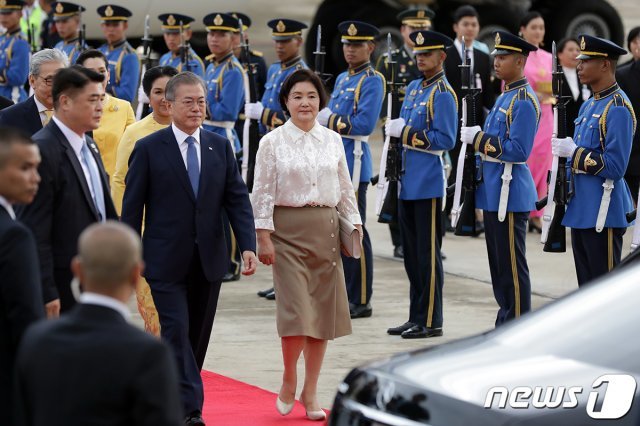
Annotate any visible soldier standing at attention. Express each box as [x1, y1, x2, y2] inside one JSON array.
[[385, 30, 457, 338], [317, 21, 385, 320], [96, 4, 139, 102], [376, 7, 434, 259], [52, 2, 87, 64], [460, 31, 539, 326], [551, 35, 635, 286], [0, 0, 30, 103], [158, 13, 205, 78]]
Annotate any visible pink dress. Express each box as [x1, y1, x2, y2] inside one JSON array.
[[524, 48, 553, 218]]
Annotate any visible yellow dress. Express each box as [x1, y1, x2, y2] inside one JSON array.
[[112, 113, 170, 337], [93, 94, 135, 183]]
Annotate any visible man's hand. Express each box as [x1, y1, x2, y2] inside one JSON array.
[[45, 299, 60, 319], [316, 107, 332, 126], [460, 125, 482, 145], [244, 102, 264, 120], [551, 137, 577, 158], [385, 118, 406, 138], [242, 251, 258, 276]]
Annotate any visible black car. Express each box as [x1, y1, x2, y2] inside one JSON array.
[[329, 254, 640, 425]]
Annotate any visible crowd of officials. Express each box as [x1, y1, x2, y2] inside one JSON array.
[[1, 0, 639, 425]]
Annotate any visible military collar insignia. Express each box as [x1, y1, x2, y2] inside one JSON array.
[[348, 61, 371, 75], [276, 20, 286, 33], [215, 51, 234, 64], [167, 14, 176, 26], [495, 33, 501, 46], [105, 5, 114, 17], [593, 82, 619, 100], [580, 36, 586, 51], [56, 2, 63, 13], [416, 32, 424, 46], [281, 55, 302, 69], [348, 23, 358, 36], [504, 77, 528, 92], [213, 14, 223, 26], [422, 70, 445, 87]]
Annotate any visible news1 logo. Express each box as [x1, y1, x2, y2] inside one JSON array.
[[484, 374, 637, 419]]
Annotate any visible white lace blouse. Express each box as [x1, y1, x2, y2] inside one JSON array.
[[251, 119, 362, 231]]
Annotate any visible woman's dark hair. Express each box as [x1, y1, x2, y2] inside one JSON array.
[[627, 26, 640, 50], [52, 65, 105, 108], [519, 11, 543, 29], [142, 66, 179, 97], [75, 49, 109, 68], [558, 37, 579, 53], [278, 69, 328, 113], [453, 5, 479, 24]]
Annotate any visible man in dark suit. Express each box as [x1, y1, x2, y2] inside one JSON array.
[[13, 221, 182, 426], [0, 48, 68, 135], [617, 26, 640, 204], [121, 72, 257, 425], [0, 126, 44, 426], [0, 95, 12, 110], [17, 66, 118, 319]]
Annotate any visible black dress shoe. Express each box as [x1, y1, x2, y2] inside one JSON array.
[[222, 272, 240, 282], [473, 220, 485, 237], [393, 245, 404, 258], [257, 287, 274, 297], [441, 250, 447, 260], [265, 290, 276, 300], [401, 325, 443, 339], [528, 221, 542, 234], [350, 303, 372, 319], [184, 411, 205, 426], [387, 321, 415, 335]]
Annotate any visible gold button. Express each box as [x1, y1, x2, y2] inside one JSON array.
[[340, 90, 344, 94]]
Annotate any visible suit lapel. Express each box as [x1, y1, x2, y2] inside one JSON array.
[[162, 128, 196, 203], [49, 122, 100, 220], [27, 97, 44, 135]]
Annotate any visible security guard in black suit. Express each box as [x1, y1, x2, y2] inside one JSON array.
[[375, 7, 434, 259]]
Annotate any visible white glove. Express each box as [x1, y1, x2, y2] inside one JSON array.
[[384, 118, 406, 138], [137, 85, 149, 104], [317, 107, 332, 126], [551, 137, 577, 158], [460, 125, 481, 145], [244, 102, 264, 120]]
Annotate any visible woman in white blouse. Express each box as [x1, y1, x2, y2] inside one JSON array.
[[251, 69, 362, 421]]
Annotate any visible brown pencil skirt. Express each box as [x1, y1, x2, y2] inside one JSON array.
[[271, 206, 352, 340]]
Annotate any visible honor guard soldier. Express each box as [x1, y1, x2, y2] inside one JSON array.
[[244, 18, 308, 136], [97, 4, 140, 102], [228, 12, 267, 98], [460, 31, 539, 326], [0, 0, 29, 103], [52, 2, 88, 64], [158, 13, 205, 78], [317, 21, 385, 319], [203, 13, 246, 282], [385, 30, 457, 338], [552, 35, 636, 286]]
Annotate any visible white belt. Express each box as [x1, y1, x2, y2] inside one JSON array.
[[204, 120, 235, 150], [349, 135, 369, 191], [574, 170, 614, 233], [481, 154, 525, 222]]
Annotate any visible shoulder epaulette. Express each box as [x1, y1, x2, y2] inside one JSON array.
[[205, 53, 216, 62], [251, 50, 263, 57]]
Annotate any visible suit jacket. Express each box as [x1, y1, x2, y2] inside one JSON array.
[[0, 96, 43, 136], [0, 95, 13, 111], [560, 70, 590, 137], [13, 303, 182, 426], [17, 121, 118, 304], [616, 60, 640, 176], [121, 126, 256, 283], [0, 207, 44, 426]]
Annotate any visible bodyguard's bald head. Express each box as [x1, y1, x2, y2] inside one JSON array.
[[73, 221, 143, 298]]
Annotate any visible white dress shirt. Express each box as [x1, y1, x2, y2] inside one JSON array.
[[52, 116, 97, 200], [79, 292, 130, 320], [251, 119, 362, 231], [172, 123, 201, 170], [33, 95, 51, 126], [562, 66, 580, 101], [0, 195, 15, 219]]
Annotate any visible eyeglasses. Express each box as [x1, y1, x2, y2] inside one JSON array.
[[38, 76, 54, 86], [172, 98, 207, 108]]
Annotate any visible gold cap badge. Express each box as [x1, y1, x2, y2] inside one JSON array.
[[276, 20, 285, 33], [348, 23, 358, 36], [105, 5, 113, 17], [495, 33, 501, 46], [55, 2, 64, 13], [213, 14, 223, 26], [416, 32, 425, 46], [580, 36, 586, 50], [167, 14, 176, 26], [0, 0, 7, 7], [417, 10, 425, 18]]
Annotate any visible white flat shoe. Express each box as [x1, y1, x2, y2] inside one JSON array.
[[276, 396, 294, 416], [306, 409, 326, 421]]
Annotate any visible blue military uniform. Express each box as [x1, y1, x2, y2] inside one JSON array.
[[393, 31, 457, 337], [563, 35, 636, 286], [469, 31, 539, 326], [324, 21, 385, 313], [96, 5, 140, 102], [52, 2, 87, 64], [0, 28, 29, 104], [157, 14, 205, 78]]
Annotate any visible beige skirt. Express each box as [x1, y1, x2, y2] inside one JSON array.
[[271, 206, 352, 340]]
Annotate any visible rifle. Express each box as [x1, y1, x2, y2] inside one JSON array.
[[135, 15, 152, 120], [313, 25, 332, 86], [451, 37, 481, 236], [78, 24, 87, 54], [179, 21, 191, 72], [376, 33, 402, 224], [538, 41, 570, 252], [25, 12, 37, 53], [238, 18, 260, 192]]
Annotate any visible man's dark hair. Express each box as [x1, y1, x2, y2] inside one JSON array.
[[52, 65, 105, 109], [279, 69, 328, 113], [142, 66, 179, 97], [75, 49, 109, 69], [453, 5, 479, 24], [0, 126, 34, 169]]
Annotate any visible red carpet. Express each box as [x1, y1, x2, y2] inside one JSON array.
[[202, 370, 329, 425]]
